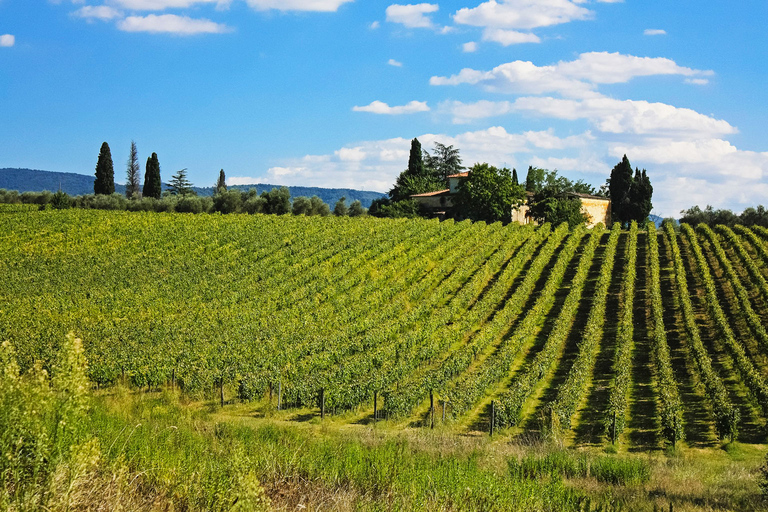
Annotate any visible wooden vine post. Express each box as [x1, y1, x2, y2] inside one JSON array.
[[490, 400, 496, 437]]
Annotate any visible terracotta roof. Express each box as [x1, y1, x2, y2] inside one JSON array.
[[564, 192, 610, 201], [447, 172, 469, 178], [411, 189, 451, 197]]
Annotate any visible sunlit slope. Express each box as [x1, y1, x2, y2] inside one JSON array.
[[3, 209, 768, 448]]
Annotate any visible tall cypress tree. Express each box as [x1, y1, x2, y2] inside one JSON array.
[[126, 140, 141, 199], [216, 169, 227, 192], [512, 168, 519, 186], [609, 155, 634, 225], [407, 138, 425, 176], [94, 142, 115, 195], [143, 152, 162, 199]]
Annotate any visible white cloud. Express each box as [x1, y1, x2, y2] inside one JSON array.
[[245, 0, 353, 11], [110, 0, 218, 9], [0, 34, 14, 47], [685, 78, 709, 85], [430, 60, 597, 98], [512, 96, 736, 137], [386, 3, 439, 28], [430, 52, 713, 98], [74, 5, 123, 20], [453, 0, 593, 30], [352, 100, 430, 115], [440, 99, 515, 123], [117, 14, 232, 34], [556, 52, 712, 84], [336, 147, 367, 161], [644, 28, 666, 36], [239, 126, 595, 192], [482, 28, 540, 45], [462, 41, 478, 53], [370, 20, 380, 29], [388, 58, 403, 67]]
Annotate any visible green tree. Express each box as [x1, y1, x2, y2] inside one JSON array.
[[389, 138, 444, 201], [609, 156, 653, 226], [529, 196, 588, 228], [169, 168, 194, 196], [525, 166, 546, 193], [262, 187, 291, 215], [512, 168, 519, 186], [609, 155, 634, 225], [424, 142, 463, 181], [214, 188, 243, 214], [94, 142, 115, 195], [216, 169, 227, 193], [309, 195, 331, 216], [143, 153, 162, 199], [408, 138, 425, 176], [292, 196, 311, 215], [333, 196, 349, 216], [348, 200, 366, 217], [453, 163, 524, 223], [125, 140, 141, 199]]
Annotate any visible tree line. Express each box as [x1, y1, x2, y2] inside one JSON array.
[[373, 138, 654, 227], [2, 141, 367, 217]]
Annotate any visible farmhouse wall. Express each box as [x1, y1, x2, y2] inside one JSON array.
[[580, 197, 611, 228]]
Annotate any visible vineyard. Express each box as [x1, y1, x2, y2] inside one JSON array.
[[4, 208, 768, 450]]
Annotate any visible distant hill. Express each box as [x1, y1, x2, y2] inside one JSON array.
[[0, 168, 386, 208]]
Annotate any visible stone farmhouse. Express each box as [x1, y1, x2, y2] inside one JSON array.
[[411, 172, 611, 228]]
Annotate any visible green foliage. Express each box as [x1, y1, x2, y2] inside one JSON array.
[[550, 223, 620, 430], [263, 187, 291, 214], [665, 221, 737, 439], [389, 138, 445, 202], [609, 156, 653, 226], [169, 168, 195, 196], [143, 152, 162, 200], [94, 142, 115, 195], [647, 221, 684, 445], [125, 140, 141, 199], [508, 451, 650, 486], [680, 205, 740, 227], [495, 225, 600, 428], [375, 198, 423, 218], [50, 190, 71, 210], [216, 169, 227, 193], [214, 188, 244, 214], [0, 335, 91, 509], [333, 196, 349, 216], [605, 222, 638, 441], [348, 199, 366, 217], [529, 195, 587, 228], [453, 163, 524, 224], [423, 142, 463, 181]]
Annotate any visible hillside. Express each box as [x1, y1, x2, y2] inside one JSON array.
[[0, 167, 386, 207], [2, 209, 768, 510]]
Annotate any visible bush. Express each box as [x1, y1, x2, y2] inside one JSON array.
[[175, 195, 204, 214], [214, 189, 243, 214], [0, 334, 91, 509], [50, 190, 72, 209]]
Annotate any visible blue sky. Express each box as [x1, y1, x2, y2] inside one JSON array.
[[1, 0, 767, 216]]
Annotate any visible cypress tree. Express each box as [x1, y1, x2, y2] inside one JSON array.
[[512, 168, 519, 186], [407, 138, 425, 176], [94, 142, 115, 195], [216, 169, 227, 192], [143, 152, 162, 199], [126, 140, 141, 199], [609, 155, 634, 225]]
